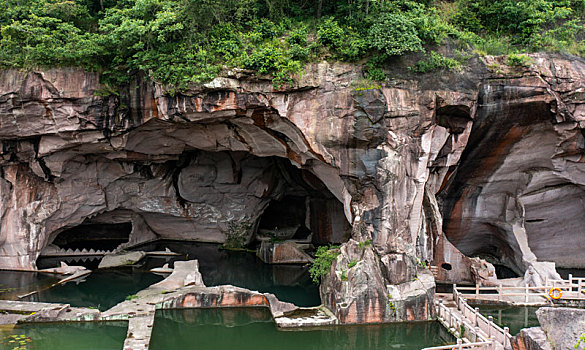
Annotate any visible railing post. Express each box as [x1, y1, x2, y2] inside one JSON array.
[[525, 283, 529, 303], [457, 338, 463, 350], [497, 283, 502, 302], [476, 283, 480, 296], [474, 307, 479, 326], [503, 327, 510, 348], [475, 326, 481, 342], [453, 283, 457, 302], [488, 315, 493, 338]]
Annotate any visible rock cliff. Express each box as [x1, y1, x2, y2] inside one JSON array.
[[1, 53, 584, 323]]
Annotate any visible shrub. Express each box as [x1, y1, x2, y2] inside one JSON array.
[[367, 13, 423, 57], [309, 245, 340, 284], [317, 17, 344, 48], [505, 53, 533, 67], [412, 51, 460, 73], [224, 220, 252, 249], [358, 239, 372, 249]]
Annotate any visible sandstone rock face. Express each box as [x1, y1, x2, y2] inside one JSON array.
[[1, 54, 585, 323], [536, 307, 585, 350], [256, 241, 313, 264], [439, 55, 585, 274], [512, 327, 552, 350]]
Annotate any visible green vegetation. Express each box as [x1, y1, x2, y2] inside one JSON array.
[[340, 268, 348, 281], [2, 334, 33, 349], [125, 294, 138, 301], [412, 51, 461, 73], [309, 245, 340, 284], [348, 259, 358, 268], [575, 333, 585, 349], [358, 239, 372, 249], [505, 53, 533, 67], [222, 220, 252, 250], [1, 0, 584, 88]]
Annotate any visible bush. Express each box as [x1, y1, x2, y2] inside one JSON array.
[[505, 53, 533, 67], [412, 51, 460, 73], [367, 13, 423, 57], [309, 245, 340, 284], [224, 220, 252, 249]]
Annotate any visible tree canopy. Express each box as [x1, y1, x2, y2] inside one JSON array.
[[1, 0, 584, 87]]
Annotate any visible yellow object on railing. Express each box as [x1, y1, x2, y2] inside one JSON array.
[[548, 287, 562, 300]]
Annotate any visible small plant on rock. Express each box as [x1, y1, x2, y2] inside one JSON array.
[[223, 220, 253, 249], [358, 239, 372, 249], [505, 53, 533, 67], [348, 259, 358, 268], [387, 293, 396, 314], [340, 268, 348, 281], [309, 245, 340, 284], [574, 333, 585, 349], [126, 294, 138, 301]]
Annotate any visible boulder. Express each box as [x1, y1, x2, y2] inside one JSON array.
[[512, 327, 552, 350], [536, 307, 585, 350], [98, 251, 146, 269], [256, 241, 313, 264]]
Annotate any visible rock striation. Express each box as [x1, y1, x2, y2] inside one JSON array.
[[1, 53, 585, 323]]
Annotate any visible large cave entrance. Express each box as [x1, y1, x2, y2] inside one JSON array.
[[40, 151, 351, 261], [52, 222, 132, 251]]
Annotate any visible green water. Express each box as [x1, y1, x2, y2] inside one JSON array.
[[29, 241, 318, 310], [478, 306, 540, 335], [150, 308, 454, 350], [135, 241, 321, 306], [25, 268, 163, 310], [0, 322, 127, 350], [0, 271, 60, 300]]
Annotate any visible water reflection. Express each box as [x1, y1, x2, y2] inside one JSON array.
[[478, 306, 540, 335], [0, 322, 126, 350], [150, 308, 454, 350]]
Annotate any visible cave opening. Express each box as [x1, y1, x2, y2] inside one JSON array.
[[493, 264, 520, 279], [257, 196, 311, 241], [51, 222, 132, 251], [36, 150, 350, 306], [253, 158, 351, 247]]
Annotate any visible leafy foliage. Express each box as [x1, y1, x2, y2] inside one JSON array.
[[223, 220, 252, 249], [1, 0, 584, 88], [412, 52, 461, 73], [309, 245, 340, 284]]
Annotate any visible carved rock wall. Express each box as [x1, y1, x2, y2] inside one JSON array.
[[2, 54, 585, 323]]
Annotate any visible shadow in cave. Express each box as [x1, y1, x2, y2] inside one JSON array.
[[51, 222, 132, 251], [255, 159, 351, 246]]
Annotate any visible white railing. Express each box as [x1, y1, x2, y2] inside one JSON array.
[[455, 274, 585, 302], [427, 288, 512, 350], [452, 289, 511, 347], [422, 340, 494, 350]]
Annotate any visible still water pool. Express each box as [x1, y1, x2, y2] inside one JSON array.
[[0, 322, 127, 350], [30, 241, 319, 309], [478, 306, 540, 335], [150, 308, 454, 350]]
